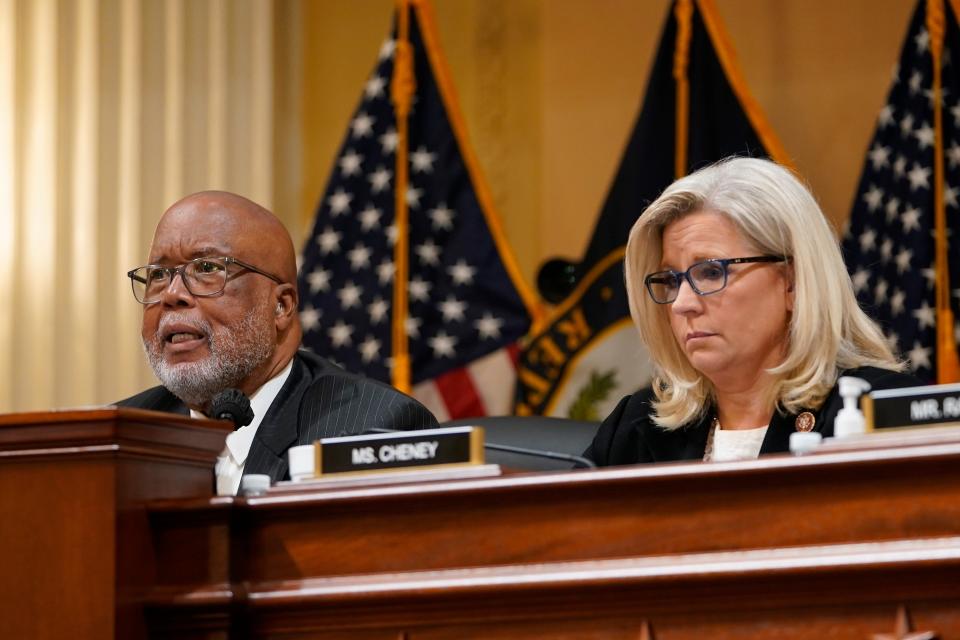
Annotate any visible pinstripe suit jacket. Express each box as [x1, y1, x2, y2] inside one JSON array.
[[117, 350, 438, 483]]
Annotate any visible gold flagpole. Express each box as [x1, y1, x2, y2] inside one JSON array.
[[390, 0, 415, 392], [673, 0, 693, 179], [927, 0, 960, 382]]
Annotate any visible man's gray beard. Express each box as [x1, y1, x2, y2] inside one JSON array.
[[142, 305, 275, 410]]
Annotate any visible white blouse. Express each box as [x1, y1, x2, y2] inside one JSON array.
[[704, 424, 769, 462]]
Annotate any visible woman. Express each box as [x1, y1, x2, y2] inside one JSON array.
[[585, 157, 920, 465]]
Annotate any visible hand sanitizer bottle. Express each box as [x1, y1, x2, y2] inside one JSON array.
[[833, 376, 872, 438]]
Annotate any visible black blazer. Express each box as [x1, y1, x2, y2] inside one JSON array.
[[584, 366, 923, 466], [117, 350, 438, 483]]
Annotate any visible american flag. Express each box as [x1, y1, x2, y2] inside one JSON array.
[[296, 2, 538, 420], [842, 0, 960, 382]]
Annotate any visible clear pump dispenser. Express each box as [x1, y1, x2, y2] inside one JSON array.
[[833, 376, 872, 438]]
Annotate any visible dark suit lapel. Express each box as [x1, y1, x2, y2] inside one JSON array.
[[243, 354, 313, 480], [759, 406, 827, 455], [166, 393, 190, 416], [759, 410, 795, 455], [646, 410, 712, 462], [156, 391, 190, 416], [116, 385, 190, 415], [680, 417, 712, 460]]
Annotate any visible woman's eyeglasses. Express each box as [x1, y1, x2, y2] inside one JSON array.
[[644, 256, 787, 304]]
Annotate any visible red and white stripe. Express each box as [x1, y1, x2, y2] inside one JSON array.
[[412, 343, 520, 421]]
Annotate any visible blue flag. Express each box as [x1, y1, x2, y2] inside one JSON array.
[[842, 0, 960, 382], [297, 0, 539, 420]]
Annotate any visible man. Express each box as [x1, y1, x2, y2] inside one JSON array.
[[119, 191, 438, 494]]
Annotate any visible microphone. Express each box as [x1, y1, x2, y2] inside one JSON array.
[[361, 427, 596, 470], [483, 441, 596, 469], [209, 389, 254, 430]]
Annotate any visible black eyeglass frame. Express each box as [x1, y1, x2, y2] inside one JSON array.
[[644, 255, 788, 304], [127, 256, 283, 304]]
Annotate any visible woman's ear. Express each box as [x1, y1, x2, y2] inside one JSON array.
[[785, 264, 795, 312]]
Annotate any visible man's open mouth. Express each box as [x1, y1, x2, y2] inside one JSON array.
[[167, 331, 205, 344], [158, 318, 210, 349]]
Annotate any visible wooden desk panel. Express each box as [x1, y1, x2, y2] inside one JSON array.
[[4, 408, 959, 638], [146, 440, 960, 638], [0, 409, 229, 640], [150, 443, 960, 581]]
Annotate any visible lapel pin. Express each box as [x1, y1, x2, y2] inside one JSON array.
[[795, 411, 815, 432]]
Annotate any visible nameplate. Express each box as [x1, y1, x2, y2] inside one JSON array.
[[315, 426, 484, 476], [862, 382, 960, 430]]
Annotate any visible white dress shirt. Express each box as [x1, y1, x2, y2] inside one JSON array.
[[192, 360, 294, 496], [706, 424, 769, 462]]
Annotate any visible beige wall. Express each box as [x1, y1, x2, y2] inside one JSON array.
[[724, 1, 913, 227]]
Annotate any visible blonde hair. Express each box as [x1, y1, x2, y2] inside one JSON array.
[[625, 157, 901, 429]]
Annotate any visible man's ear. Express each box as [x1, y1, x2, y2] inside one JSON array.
[[273, 284, 298, 330]]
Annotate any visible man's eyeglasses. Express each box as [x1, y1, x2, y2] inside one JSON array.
[[644, 256, 787, 304], [127, 256, 282, 304]]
